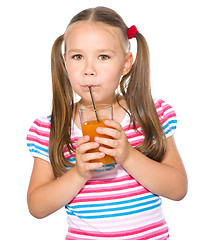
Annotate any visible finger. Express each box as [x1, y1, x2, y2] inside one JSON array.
[[104, 119, 123, 131], [86, 162, 103, 171], [77, 141, 99, 154], [94, 136, 118, 149], [82, 151, 105, 162], [96, 126, 121, 139], [77, 135, 90, 147], [98, 146, 116, 158]]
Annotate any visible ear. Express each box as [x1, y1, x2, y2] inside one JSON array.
[[63, 53, 67, 68], [122, 52, 133, 75]]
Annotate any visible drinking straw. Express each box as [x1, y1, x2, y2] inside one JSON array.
[[89, 86, 99, 122]]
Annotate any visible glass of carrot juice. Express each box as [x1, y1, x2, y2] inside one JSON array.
[[79, 104, 115, 171]]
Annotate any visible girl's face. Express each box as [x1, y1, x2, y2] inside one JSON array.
[[64, 21, 133, 106]]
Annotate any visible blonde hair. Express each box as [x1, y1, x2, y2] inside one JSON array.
[[49, 6, 166, 178]]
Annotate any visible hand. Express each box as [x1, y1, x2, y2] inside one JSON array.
[[94, 120, 132, 165], [75, 135, 104, 180]]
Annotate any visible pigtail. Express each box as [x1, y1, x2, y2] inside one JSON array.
[[121, 32, 167, 161], [49, 35, 75, 178]]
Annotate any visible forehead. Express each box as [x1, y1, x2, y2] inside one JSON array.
[[65, 21, 127, 52]]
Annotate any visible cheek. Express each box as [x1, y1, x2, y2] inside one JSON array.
[[102, 74, 120, 91], [65, 69, 79, 92], [105, 68, 123, 82], [108, 60, 125, 76], [66, 64, 81, 81]]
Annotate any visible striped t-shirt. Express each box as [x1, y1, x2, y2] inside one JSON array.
[[27, 99, 176, 239]]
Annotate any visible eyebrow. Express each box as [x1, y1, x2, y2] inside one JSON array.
[[97, 49, 116, 53], [68, 49, 84, 54], [68, 49, 116, 54]]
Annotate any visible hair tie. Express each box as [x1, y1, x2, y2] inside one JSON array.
[[127, 25, 138, 39]]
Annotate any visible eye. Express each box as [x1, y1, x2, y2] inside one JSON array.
[[72, 54, 83, 60], [98, 55, 109, 61]]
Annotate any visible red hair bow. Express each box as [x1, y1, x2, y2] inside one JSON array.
[[127, 25, 138, 39]]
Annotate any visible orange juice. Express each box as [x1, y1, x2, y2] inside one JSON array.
[[81, 120, 115, 165]]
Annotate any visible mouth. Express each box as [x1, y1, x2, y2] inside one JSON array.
[[82, 85, 98, 90]]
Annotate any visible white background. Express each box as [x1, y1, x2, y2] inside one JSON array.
[[1, 0, 199, 239]]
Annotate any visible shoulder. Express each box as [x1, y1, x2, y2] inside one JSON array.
[[26, 116, 51, 162], [28, 116, 51, 134], [31, 116, 51, 128], [154, 98, 176, 119], [153, 98, 177, 137]]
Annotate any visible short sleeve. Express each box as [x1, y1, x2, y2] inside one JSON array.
[[26, 116, 51, 162], [155, 99, 177, 138]]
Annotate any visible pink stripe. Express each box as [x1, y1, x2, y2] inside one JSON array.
[[129, 139, 144, 147], [156, 99, 165, 106], [70, 188, 149, 204], [126, 131, 143, 139], [79, 181, 140, 194], [27, 135, 49, 147], [155, 99, 175, 117], [133, 227, 169, 240], [34, 118, 50, 128], [66, 236, 85, 240], [157, 109, 163, 118], [123, 123, 141, 131], [164, 111, 176, 121], [66, 229, 168, 239], [71, 137, 80, 142], [29, 126, 50, 137], [162, 104, 171, 112], [65, 153, 74, 159], [68, 220, 167, 237], [154, 100, 161, 109], [123, 127, 142, 137], [86, 175, 134, 185]]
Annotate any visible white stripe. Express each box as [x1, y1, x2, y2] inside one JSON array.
[[69, 191, 156, 207], [27, 130, 49, 141], [67, 207, 165, 232], [32, 121, 50, 132]]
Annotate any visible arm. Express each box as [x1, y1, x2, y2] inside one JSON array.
[[96, 120, 188, 200], [27, 158, 87, 219], [27, 136, 103, 219], [122, 136, 188, 200]]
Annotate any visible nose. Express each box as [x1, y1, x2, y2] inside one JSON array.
[[84, 71, 95, 76], [83, 60, 96, 76]]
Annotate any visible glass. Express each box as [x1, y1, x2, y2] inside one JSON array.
[[79, 104, 115, 171]]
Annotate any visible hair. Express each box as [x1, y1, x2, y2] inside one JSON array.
[[49, 6, 167, 178]]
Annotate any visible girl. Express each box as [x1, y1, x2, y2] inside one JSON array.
[[27, 6, 187, 239]]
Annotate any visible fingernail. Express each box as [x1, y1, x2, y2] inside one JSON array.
[[105, 120, 110, 125], [94, 137, 100, 141], [96, 127, 101, 132], [84, 135, 89, 141]]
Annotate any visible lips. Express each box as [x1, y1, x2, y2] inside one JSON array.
[[82, 85, 98, 90]]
